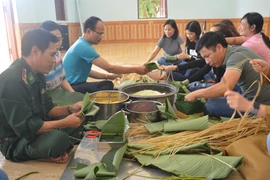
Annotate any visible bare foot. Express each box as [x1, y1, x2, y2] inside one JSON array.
[[50, 152, 69, 164]]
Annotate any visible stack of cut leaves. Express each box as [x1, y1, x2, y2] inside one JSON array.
[[73, 111, 128, 179], [143, 98, 208, 134], [169, 81, 190, 93], [78, 92, 100, 117], [175, 93, 205, 115]]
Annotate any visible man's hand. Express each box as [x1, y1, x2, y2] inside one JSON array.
[[184, 92, 198, 101], [224, 90, 253, 112], [107, 73, 122, 80], [136, 65, 152, 75], [250, 59, 270, 75], [69, 101, 83, 113], [64, 112, 85, 128]]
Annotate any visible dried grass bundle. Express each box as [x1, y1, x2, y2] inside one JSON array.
[[131, 117, 270, 157], [125, 123, 160, 142]]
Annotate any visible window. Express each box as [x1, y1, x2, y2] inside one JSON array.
[[138, 0, 167, 19], [55, 0, 66, 21]]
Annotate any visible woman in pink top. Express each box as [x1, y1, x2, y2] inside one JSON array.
[[226, 12, 270, 63]]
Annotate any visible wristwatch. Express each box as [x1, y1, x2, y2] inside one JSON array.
[[67, 105, 72, 114], [250, 102, 260, 115]]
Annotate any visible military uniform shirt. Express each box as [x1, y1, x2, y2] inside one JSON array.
[[0, 58, 55, 140]]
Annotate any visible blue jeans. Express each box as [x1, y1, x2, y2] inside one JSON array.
[[0, 169, 8, 180], [204, 70, 215, 81], [206, 97, 242, 118]]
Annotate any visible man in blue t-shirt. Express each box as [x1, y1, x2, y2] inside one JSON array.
[[63, 16, 150, 93]]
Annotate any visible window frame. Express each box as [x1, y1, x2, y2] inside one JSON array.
[[137, 0, 168, 19]]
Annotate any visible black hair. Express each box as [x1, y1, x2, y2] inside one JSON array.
[[220, 19, 240, 36], [196, 31, 228, 52], [83, 16, 103, 33], [211, 23, 233, 37], [39, 20, 62, 34], [162, 19, 179, 40], [21, 28, 58, 57], [242, 12, 270, 48], [185, 20, 201, 49]]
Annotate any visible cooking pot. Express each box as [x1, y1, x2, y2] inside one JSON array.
[[89, 90, 129, 120], [125, 100, 163, 123], [120, 83, 179, 105]]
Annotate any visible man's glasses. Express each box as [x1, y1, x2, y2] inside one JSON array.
[[91, 29, 104, 36]]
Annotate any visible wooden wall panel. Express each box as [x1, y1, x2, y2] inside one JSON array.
[[13, 17, 270, 56], [123, 25, 130, 40], [67, 23, 81, 45]]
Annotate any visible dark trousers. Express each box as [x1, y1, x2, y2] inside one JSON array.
[[71, 80, 114, 94], [0, 119, 87, 162]]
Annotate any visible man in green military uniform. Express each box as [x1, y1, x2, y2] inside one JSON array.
[[0, 28, 85, 164]]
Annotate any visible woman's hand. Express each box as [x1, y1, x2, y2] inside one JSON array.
[[159, 65, 177, 72], [176, 53, 191, 60]]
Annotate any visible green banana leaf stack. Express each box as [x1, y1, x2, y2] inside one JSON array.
[[169, 81, 190, 93]]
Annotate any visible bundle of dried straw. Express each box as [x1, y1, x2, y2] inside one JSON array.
[[131, 117, 269, 157]]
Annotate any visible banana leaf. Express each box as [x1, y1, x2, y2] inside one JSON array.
[[78, 92, 100, 117], [101, 111, 126, 136], [164, 115, 208, 132], [73, 141, 128, 179], [162, 98, 178, 119], [47, 88, 84, 106], [101, 140, 128, 172], [129, 152, 243, 179], [175, 113, 203, 121], [175, 93, 205, 115], [144, 120, 168, 134], [146, 62, 159, 70], [73, 163, 103, 178], [165, 56, 178, 63]]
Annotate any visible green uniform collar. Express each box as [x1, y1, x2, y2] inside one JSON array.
[[20, 58, 40, 85]]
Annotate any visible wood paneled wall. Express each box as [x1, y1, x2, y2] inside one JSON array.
[[14, 18, 270, 56]]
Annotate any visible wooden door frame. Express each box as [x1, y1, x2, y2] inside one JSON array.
[[2, 0, 18, 61]]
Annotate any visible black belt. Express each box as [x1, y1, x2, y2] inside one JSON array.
[[0, 138, 9, 144]]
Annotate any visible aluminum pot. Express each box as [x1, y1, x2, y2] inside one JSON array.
[[125, 100, 163, 123], [89, 90, 129, 120], [120, 83, 179, 105]]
